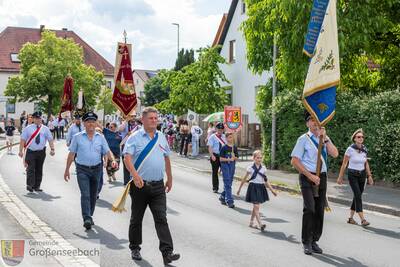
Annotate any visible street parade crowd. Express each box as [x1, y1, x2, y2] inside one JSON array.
[[4, 106, 375, 264]]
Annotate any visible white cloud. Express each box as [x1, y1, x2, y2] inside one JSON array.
[[0, 0, 231, 70]]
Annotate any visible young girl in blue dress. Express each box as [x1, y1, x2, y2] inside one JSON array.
[[237, 150, 277, 231]]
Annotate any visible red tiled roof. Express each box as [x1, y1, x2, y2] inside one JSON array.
[[0, 26, 114, 76], [212, 13, 228, 47]]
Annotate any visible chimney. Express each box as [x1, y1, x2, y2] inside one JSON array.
[[40, 25, 45, 32]]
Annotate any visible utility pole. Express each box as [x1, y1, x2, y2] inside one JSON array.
[[271, 33, 277, 169], [172, 23, 180, 57]]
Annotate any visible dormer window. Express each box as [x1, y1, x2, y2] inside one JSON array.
[[10, 53, 20, 63]]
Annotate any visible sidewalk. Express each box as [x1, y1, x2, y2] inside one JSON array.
[[171, 153, 400, 217]]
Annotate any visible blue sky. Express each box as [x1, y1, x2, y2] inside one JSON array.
[[0, 0, 231, 70]]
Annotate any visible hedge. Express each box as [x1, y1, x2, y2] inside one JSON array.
[[256, 85, 400, 183]]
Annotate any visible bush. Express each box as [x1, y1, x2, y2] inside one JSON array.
[[257, 88, 400, 183]]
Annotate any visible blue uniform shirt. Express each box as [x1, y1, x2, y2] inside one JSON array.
[[291, 131, 327, 173], [207, 133, 227, 154], [66, 124, 84, 146], [123, 128, 170, 181], [21, 124, 53, 151], [69, 131, 110, 166]]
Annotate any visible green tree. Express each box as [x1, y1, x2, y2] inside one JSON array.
[[157, 46, 229, 115], [5, 30, 105, 118], [174, 48, 195, 71], [141, 70, 171, 106], [242, 0, 400, 93], [96, 86, 117, 122]]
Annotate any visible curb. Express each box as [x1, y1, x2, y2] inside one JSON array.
[[172, 162, 400, 217]]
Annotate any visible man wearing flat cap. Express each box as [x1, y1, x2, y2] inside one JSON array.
[[66, 114, 84, 147], [207, 122, 226, 193], [291, 111, 338, 255], [19, 111, 55, 193], [64, 111, 118, 230]]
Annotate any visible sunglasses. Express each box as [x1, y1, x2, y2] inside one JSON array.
[[355, 136, 364, 139]]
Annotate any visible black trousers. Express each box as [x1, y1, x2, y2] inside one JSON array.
[[25, 149, 46, 189], [59, 126, 64, 139], [348, 169, 366, 212], [300, 173, 327, 244], [179, 134, 189, 156], [129, 181, 173, 255], [121, 145, 131, 185], [210, 153, 220, 191]]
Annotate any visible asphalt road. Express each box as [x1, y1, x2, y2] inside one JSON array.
[[0, 140, 399, 267]]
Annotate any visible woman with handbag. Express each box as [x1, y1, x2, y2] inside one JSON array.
[[337, 129, 374, 226]]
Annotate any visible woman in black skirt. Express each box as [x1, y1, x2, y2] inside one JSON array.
[[237, 150, 277, 231], [337, 129, 374, 226]]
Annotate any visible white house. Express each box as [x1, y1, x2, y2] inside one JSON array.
[[132, 69, 158, 113], [0, 26, 114, 122], [213, 0, 271, 124]]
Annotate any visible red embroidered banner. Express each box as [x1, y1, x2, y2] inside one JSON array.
[[60, 75, 73, 114], [112, 42, 137, 116]]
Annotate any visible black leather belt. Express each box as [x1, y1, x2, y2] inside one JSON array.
[[348, 169, 366, 175], [76, 163, 102, 169], [144, 180, 163, 185]]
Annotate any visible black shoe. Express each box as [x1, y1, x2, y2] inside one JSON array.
[[33, 188, 43, 192], [213, 189, 218, 193], [26, 186, 33, 192], [311, 242, 323, 254], [91, 218, 95, 226], [83, 220, 92, 230], [303, 243, 312, 255], [131, 249, 142, 261], [163, 252, 180, 265], [228, 204, 235, 209], [219, 198, 226, 205]]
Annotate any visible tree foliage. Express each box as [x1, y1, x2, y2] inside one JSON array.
[[5, 30, 105, 117], [174, 48, 195, 71], [141, 70, 170, 107], [242, 0, 400, 93], [156, 46, 229, 115], [96, 86, 117, 115]]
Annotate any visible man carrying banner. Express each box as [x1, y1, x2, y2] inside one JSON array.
[[291, 112, 338, 255], [64, 112, 117, 230], [123, 107, 180, 265], [19, 111, 55, 192], [207, 122, 226, 193], [293, 0, 341, 255]]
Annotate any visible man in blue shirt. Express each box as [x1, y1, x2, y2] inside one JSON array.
[[291, 111, 338, 255], [64, 111, 117, 230], [123, 107, 180, 265], [19, 111, 55, 193], [100, 122, 122, 182], [66, 115, 84, 147], [207, 122, 227, 193]]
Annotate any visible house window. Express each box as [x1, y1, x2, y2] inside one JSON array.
[[10, 53, 20, 63], [136, 79, 139, 85], [106, 81, 112, 89], [224, 86, 233, 105], [229, 40, 236, 63], [241, 1, 246, 14]]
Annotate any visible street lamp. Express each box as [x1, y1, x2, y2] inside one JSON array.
[[172, 23, 180, 57]]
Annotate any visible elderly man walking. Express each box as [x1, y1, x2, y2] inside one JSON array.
[[64, 112, 117, 230], [19, 111, 55, 192], [123, 107, 180, 265]]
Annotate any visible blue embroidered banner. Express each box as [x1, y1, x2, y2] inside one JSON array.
[[303, 0, 330, 57]]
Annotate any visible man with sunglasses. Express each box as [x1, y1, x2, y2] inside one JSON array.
[[291, 111, 338, 255]]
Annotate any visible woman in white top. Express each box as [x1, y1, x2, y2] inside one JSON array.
[[337, 129, 374, 226]]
